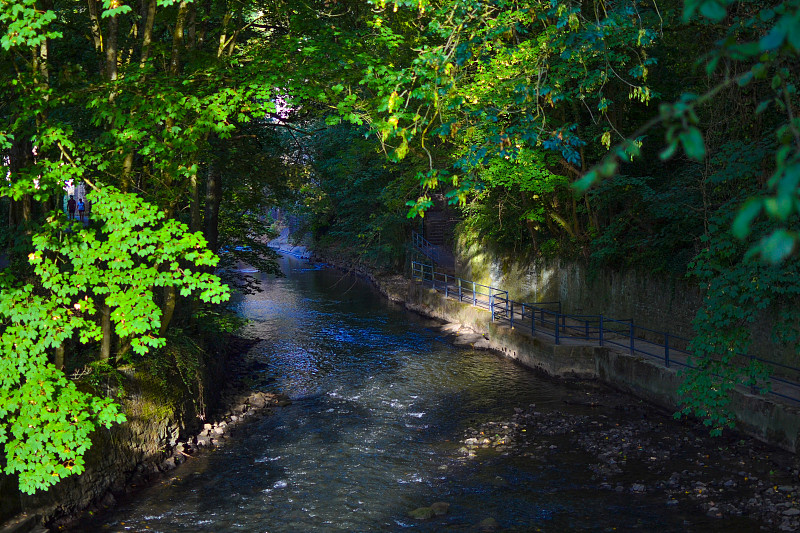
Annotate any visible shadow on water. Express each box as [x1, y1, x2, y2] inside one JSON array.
[[76, 256, 763, 532]]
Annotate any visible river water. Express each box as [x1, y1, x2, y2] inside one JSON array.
[[80, 255, 753, 532]]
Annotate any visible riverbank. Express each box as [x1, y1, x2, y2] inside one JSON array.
[[0, 335, 292, 532], [53, 341, 293, 530], [307, 255, 800, 529], [457, 386, 800, 531]]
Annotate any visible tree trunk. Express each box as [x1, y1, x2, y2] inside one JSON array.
[[100, 303, 112, 360], [106, 13, 119, 80], [21, 195, 32, 223], [217, 11, 233, 57], [122, 151, 134, 192], [170, 1, 190, 75], [87, 0, 103, 52], [139, 0, 156, 68], [186, 3, 197, 50], [190, 171, 200, 233], [204, 161, 221, 253], [54, 344, 65, 370], [197, 0, 211, 49], [35, 40, 49, 89], [159, 286, 177, 335], [8, 137, 33, 226]]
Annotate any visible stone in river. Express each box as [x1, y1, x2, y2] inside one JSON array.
[[430, 502, 450, 516], [408, 507, 435, 520], [478, 517, 499, 531], [473, 339, 492, 350]]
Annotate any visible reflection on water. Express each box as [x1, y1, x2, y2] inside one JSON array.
[[80, 256, 747, 532]]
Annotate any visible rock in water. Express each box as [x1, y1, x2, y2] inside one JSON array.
[[408, 507, 435, 520], [430, 502, 450, 516], [478, 517, 500, 531]]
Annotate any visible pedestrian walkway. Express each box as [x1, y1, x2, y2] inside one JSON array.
[[411, 261, 800, 406]]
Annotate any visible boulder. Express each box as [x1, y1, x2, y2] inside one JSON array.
[[430, 502, 450, 516], [408, 507, 435, 520], [478, 517, 499, 531]]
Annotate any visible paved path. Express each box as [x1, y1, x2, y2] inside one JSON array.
[[416, 276, 800, 407]]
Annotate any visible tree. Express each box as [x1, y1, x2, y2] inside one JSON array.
[[0, 185, 228, 494]]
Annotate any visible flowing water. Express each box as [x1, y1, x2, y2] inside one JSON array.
[[80, 256, 754, 532]]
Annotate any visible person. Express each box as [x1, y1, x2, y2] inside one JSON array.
[[77, 198, 85, 222], [67, 195, 76, 220]]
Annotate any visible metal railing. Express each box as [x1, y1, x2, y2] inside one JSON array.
[[411, 231, 439, 264], [411, 261, 800, 405]]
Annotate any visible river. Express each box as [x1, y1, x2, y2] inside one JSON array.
[[78, 255, 759, 532]]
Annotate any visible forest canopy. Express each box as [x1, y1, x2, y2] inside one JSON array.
[[0, 0, 798, 492]]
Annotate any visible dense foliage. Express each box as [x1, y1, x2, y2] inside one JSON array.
[[318, 0, 800, 434], [0, 0, 353, 492], [1, 0, 799, 494]]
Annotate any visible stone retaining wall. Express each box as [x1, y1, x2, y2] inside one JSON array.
[[453, 241, 791, 364], [384, 277, 800, 455], [0, 337, 233, 529]]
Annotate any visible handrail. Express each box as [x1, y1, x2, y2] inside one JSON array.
[[410, 261, 800, 405], [411, 231, 439, 264]]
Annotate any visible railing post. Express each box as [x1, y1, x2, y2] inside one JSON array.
[[458, 278, 462, 301], [585, 319, 589, 339], [505, 292, 509, 317], [531, 305, 536, 336], [444, 273, 449, 299], [473, 282, 477, 306], [629, 320, 635, 355], [490, 293, 495, 321], [554, 312, 560, 344], [599, 315, 604, 346], [510, 301, 514, 329], [664, 332, 670, 368]]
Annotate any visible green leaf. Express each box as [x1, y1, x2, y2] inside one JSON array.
[[660, 141, 678, 160], [732, 198, 762, 239], [573, 170, 598, 193], [759, 25, 787, 51], [699, 1, 727, 22], [755, 100, 771, 114], [760, 229, 796, 264], [680, 127, 705, 161]]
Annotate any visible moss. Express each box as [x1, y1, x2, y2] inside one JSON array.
[[126, 371, 180, 425]]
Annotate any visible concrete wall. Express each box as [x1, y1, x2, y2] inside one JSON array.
[[453, 238, 793, 363], [387, 278, 800, 455], [455, 240, 701, 341]]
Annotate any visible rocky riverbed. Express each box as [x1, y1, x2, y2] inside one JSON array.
[[457, 386, 800, 531], [137, 346, 294, 472], [57, 343, 292, 530]]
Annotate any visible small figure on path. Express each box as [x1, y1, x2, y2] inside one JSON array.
[[67, 195, 76, 220], [78, 198, 85, 222]]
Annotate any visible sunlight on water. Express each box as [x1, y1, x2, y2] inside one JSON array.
[[77, 255, 755, 533]]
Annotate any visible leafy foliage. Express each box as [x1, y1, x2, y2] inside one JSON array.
[[360, 0, 660, 214], [302, 123, 418, 269], [0, 185, 228, 493]]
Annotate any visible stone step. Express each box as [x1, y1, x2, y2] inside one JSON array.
[[0, 514, 42, 533]]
